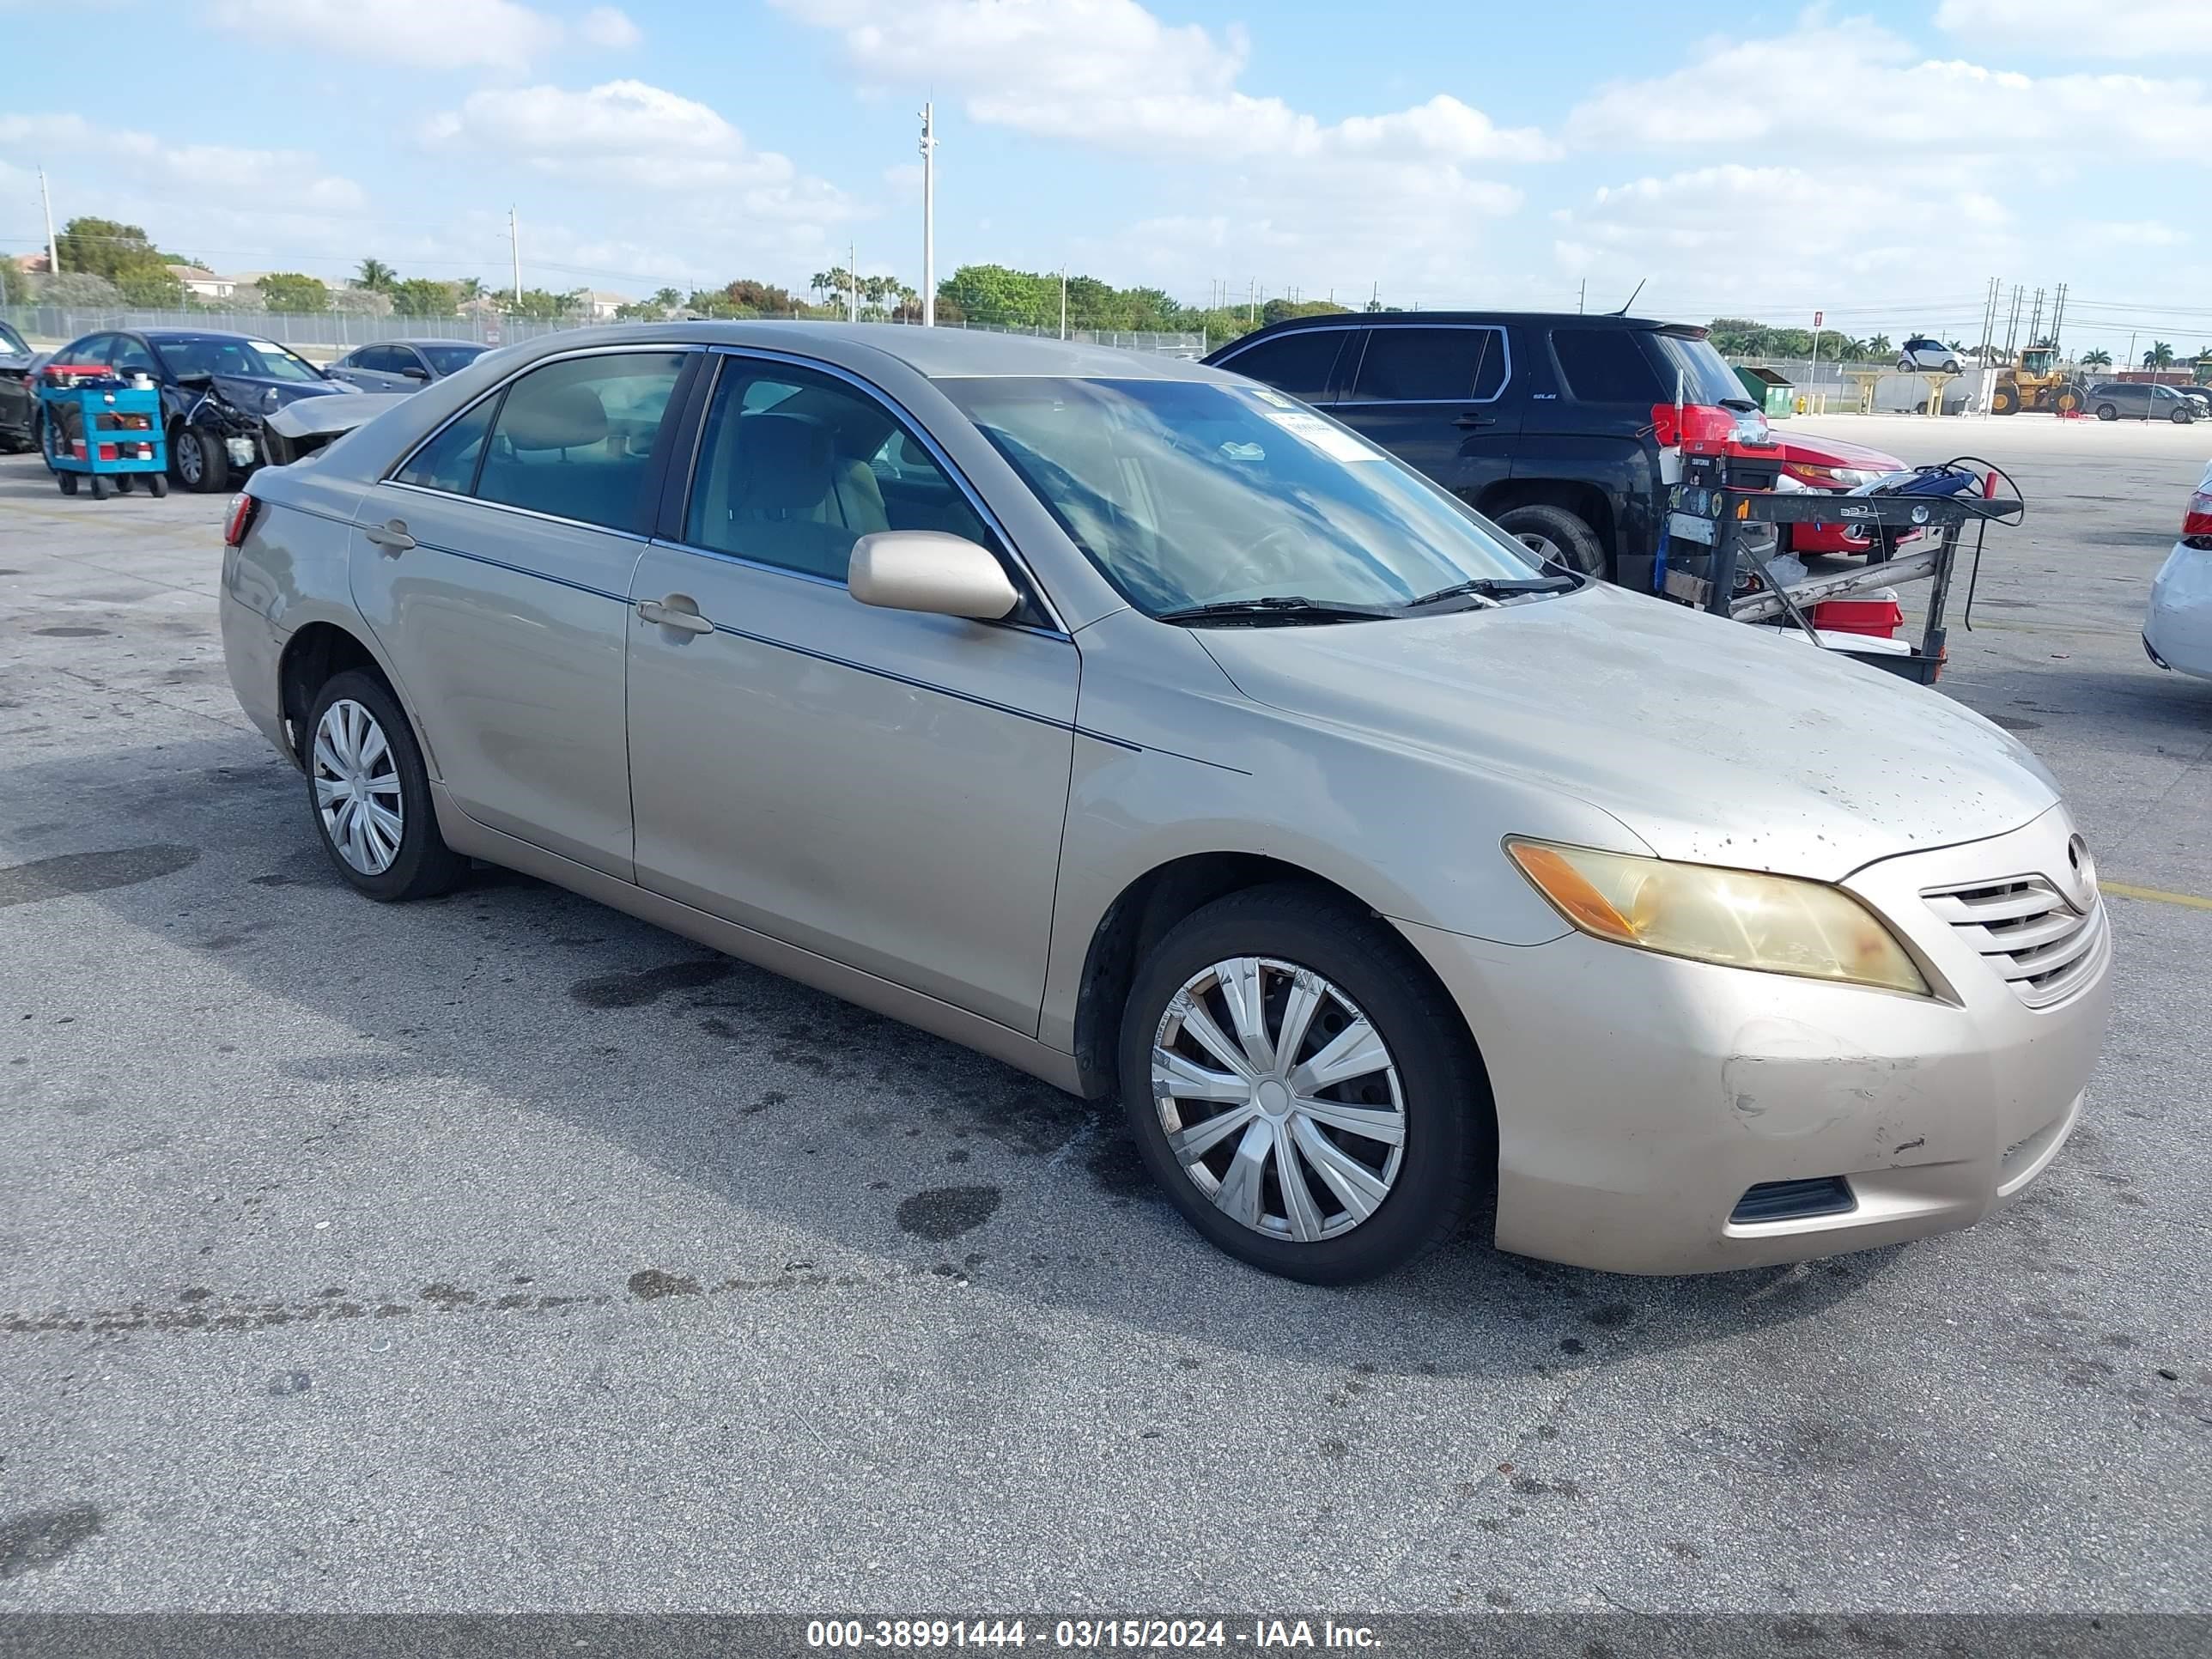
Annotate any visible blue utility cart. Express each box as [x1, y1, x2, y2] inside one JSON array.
[[38, 368, 170, 500]]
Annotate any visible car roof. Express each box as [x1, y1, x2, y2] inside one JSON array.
[[477, 320, 1223, 384], [139, 329, 280, 343], [386, 338, 487, 349]]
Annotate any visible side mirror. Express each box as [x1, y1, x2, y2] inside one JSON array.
[[402, 365, 429, 380], [848, 532, 1019, 622]]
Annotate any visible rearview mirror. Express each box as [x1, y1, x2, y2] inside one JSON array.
[[173, 369, 215, 387], [848, 532, 1018, 622]]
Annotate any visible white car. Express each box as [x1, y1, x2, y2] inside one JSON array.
[[2145, 459, 2212, 682], [1896, 337, 1964, 374]]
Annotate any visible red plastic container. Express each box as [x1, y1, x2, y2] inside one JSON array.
[[1811, 589, 1903, 640]]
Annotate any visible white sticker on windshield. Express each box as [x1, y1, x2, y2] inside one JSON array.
[[1264, 410, 1383, 462], [1248, 386, 1297, 408]]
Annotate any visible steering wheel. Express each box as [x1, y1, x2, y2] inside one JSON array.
[[1212, 525, 1306, 595]]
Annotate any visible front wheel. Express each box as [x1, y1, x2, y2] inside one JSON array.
[[2173, 407, 2194, 425], [173, 424, 228, 493], [304, 671, 470, 902], [58, 471, 78, 495], [1116, 884, 1488, 1284], [1490, 503, 1607, 579], [2096, 404, 2118, 422], [1991, 386, 2018, 415], [145, 473, 170, 498]]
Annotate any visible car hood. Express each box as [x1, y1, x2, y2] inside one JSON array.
[[1769, 429, 1903, 471], [1192, 585, 2058, 881], [207, 374, 347, 410]]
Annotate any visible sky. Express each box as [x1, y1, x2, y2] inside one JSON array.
[[3, 0, 2209, 354]]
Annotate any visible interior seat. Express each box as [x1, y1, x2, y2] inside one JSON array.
[[693, 410, 890, 580]]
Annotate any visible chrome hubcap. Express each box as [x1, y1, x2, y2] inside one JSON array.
[[1516, 532, 1563, 563], [1152, 957, 1405, 1243], [313, 699, 404, 876]]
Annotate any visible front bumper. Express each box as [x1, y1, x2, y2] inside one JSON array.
[[2145, 539, 2212, 681], [1399, 806, 2113, 1275]]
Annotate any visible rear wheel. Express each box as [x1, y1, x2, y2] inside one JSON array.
[[304, 670, 470, 902], [88, 474, 109, 500], [2096, 404, 2118, 422], [1117, 883, 1487, 1284], [1491, 502, 1607, 579]]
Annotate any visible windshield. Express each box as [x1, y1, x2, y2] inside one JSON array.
[[1649, 331, 1755, 408], [156, 336, 325, 383], [942, 377, 1547, 617], [0, 321, 26, 356], [422, 343, 486, 376]]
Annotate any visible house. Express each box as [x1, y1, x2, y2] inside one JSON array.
[[14, 252, 51, 276], [167, 264, 235, 300], [583, 289, 631, 320]]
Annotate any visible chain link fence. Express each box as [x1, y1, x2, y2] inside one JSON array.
[[1, 305, 1204, 360]]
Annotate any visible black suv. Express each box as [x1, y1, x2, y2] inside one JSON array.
[[1205, 312, 1763, 581]]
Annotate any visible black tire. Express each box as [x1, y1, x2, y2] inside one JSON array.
[[1990, 386, 2018, 415], [1491, 502, 1608, 579], [303, 670, 469, 902], [2096, 404, 2118, 422], [1115, 882, 1489, 1284], [173, 423, 228, 493], [88, 474, 109, 501], [146, 473, 170, 499], [114, 475, 133, 494], [1896, 359, 1914, 373], [58, 471, 78, 495], [2172, 407, 2194, 425], [1942, 360, 1961, 374]]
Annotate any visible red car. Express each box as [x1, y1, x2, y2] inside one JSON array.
[[1769, 430, 1917, 557]]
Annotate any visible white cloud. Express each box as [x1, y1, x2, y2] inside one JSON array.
[[1568, 15, 2212, 165], [0, 114, 366, 218], [209, 0, 567, 72], [2071, 218, 2188, 246], [777, 0, 1552, 165], [775, 0, 1547, 301], [425, 80, 857, 228], [1936, 0, 2212, 58], [1549, 163, 2021, 323], [578, 5, 640, 48]]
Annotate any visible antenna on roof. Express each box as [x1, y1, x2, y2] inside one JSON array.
[[1612, 278, 1646, 316]]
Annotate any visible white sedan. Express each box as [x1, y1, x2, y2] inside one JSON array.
[[2145, 459, 2212, 682]]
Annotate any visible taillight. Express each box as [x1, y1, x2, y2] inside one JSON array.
[[222, 491, 260, 549], [2183, 488, 2212, 548]]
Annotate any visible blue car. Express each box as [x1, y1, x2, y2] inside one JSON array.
[[47, 328, 352, 491]]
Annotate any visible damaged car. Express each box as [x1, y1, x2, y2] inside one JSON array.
[[47, 328, 354, 492]]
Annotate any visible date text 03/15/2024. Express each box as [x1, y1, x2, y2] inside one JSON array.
[[805, 1619, 1383, 1649]]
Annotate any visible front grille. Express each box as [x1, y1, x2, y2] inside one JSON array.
[[1923, 873, 2107, 1008], [1730, 1176, 1856, 1224]]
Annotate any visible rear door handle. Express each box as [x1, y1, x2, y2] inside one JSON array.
[[365, 520, 416, 553], [1452, 413, 1497, 429], [638, 596, 714, 635]]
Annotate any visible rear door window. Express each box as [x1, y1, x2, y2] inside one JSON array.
[[1217, 329, 1352, 402], [1343, 327, 1507, 403], [1550, 329, 1664, 404], [472, 352, 687, 532]]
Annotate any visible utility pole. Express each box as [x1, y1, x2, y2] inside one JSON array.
[[38, 166, 58, 275], [508, 206, 521, 303], [2127, 329, 2138, 370], [1059, 266, 1066, 341], [2051, 282, 2067, 359], [918, 100, 936, 327], [848, 242, 859, 323], [1578, 278, 1586, 315], [1248, 277, 1255, 326]]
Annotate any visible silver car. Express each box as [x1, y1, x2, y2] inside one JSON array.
[[220, 325, 2113, 1282]]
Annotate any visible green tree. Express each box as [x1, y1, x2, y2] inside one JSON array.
[[936, 264, 1054, 328], [651, 286, 684, 311], [35, 270, 124, 307], [356, 258, 398, 293], [2143, 340, 2175, 368], [2079, 347, 2112, 368], [453, 276, 486, 302], [256, 272, 330, 313], [0, 258, 27, 306], [52, 216, 181, 304], [389, 277, 457, 317], [1864, 334, 1893, 358]]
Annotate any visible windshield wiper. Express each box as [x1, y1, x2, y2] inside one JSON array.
[[1153, 595, 1400, 625], [1406, 574, 1578, 610]]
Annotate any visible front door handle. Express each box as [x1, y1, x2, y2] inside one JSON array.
[[1452, 413, 1496, 429], [365, 520, 416, 554], [638, 596, 714, 635]]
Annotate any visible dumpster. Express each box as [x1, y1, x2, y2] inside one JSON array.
[[1734, 364, 1795, 418]]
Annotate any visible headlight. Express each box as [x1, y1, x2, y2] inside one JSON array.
[[1505, 840, 1929, 995]]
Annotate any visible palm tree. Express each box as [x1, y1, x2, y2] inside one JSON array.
[[1864, 334, 1893, 358], [453, 276, 485, 302], [2080, 348, 2112, 368], [356, 258, 398, 293], [2144, 341, 2176, 368]]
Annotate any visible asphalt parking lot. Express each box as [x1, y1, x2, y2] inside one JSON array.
[[2, 414, 2208, 1618]]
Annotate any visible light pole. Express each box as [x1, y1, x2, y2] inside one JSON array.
[[919, 101, 936, 327], [39, 166, 58, 275]]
